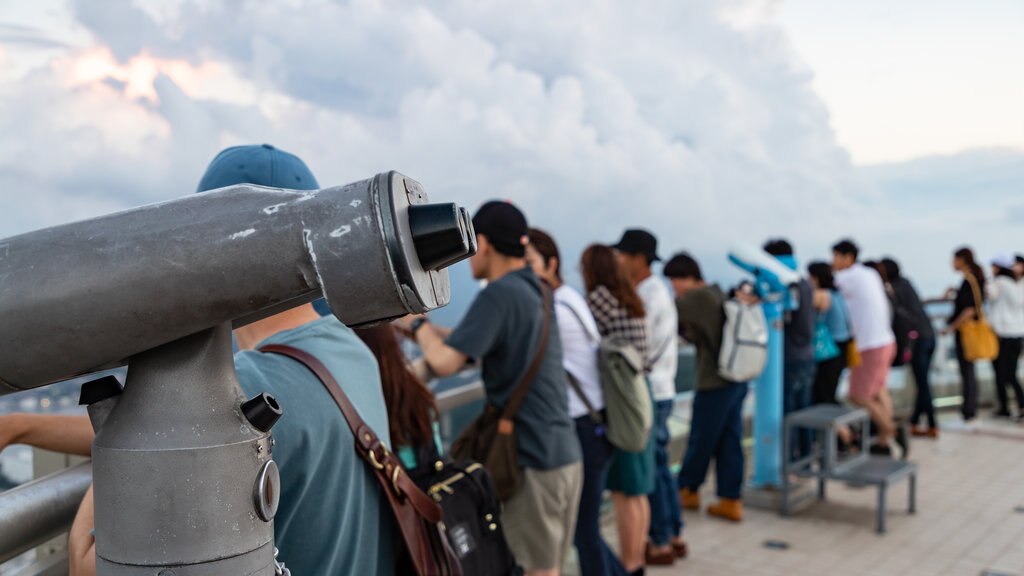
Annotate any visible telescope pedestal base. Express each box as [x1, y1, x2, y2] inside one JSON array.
[[97, 540, 277, 575]]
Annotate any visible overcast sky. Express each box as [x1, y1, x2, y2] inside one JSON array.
[[0, 0, 1020, 301]]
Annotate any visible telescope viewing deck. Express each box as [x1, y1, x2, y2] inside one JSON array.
[[572, 415, 1024, 576]]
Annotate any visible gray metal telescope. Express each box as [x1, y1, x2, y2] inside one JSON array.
[[0, 171, 475, 574]]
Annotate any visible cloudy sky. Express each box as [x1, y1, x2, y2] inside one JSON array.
[[0, 0, 1021, 308]]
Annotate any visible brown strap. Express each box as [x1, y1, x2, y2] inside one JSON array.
[[964, 273, 987, 322], [498, 282, 554, 430], [258, 344, 443, 524]]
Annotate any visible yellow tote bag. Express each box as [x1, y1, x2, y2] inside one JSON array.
[[959, 274, 999, 362]]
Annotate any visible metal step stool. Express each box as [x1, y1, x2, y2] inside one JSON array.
[[782, 404, 917, 533]]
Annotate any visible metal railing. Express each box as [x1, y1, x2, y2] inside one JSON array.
[[0, 462, 91, 569], [1, 298, 1017, 573]]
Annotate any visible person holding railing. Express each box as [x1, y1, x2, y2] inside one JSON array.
[[941, 247, 988, 424], [526, 229, 630, 576]]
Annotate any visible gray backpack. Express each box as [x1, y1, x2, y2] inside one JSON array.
[[598, 339, 653, 453]]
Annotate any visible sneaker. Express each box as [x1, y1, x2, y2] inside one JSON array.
[[645, 544, 676, 566], [869, 444, 893, 457], [671, 538, 688, 559], [707, 499, 743, 522], [894, 426, 910, 460], [679, 488, 701, 511]]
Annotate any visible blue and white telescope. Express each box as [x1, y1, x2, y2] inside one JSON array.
[[728, 243, 801, 489]]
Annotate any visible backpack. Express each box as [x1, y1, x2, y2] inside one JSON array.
[[598, 339, 653, 453], [718, 300, 768, 382]]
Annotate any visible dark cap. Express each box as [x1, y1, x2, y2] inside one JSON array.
[[612, 229, 661, 262], [473, 200, 529, 258], [197, 144, 320, 193]]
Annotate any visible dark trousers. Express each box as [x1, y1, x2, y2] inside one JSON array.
[[678, 382, 748, 500], [647, 399, 683, 546], [573, 415, 627, 576], [813, 341, 849, 405], [955, 334, 978, 420], [910, 337, 937, 428], [994, 337, 1024, 414], [784, 359, 816, 461]]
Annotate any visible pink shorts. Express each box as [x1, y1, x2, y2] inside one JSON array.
[[848, 343, 896, 401]]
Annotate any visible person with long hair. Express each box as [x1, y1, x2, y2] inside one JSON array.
[[881, 258, 938, 438], [807, 262, 852, 406], [987, 254, 1024, 420], [355, 325, 441, 473], [582, 244, 654, 576], [526, 230, 628, 576], [942, 247, 987, 423]]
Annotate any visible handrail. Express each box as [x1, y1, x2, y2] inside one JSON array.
[[0, 461, 92, 564], [435, 380, 486, 413]]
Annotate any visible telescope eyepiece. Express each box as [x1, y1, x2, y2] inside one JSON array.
[[408, 203, 476, 271]]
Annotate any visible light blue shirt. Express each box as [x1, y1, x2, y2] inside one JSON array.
[[235, 317, 395, 576], [825, 290, 852, 343]]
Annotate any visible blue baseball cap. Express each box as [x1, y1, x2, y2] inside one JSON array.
[[196, 143, 320, 193]]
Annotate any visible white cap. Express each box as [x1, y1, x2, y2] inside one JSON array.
[[991, 252, 1015, 269]]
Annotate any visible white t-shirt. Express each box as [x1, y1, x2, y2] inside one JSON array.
[[637, 275, 679, 402], [988, 276, 1024, 337], [555, 285, 605, 418], [834, 263, 895, 352]]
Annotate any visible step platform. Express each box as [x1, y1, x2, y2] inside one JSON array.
[[782, 405, 918, 534]]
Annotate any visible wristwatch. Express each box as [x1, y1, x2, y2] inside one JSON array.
[[410, 317, 430, 337]]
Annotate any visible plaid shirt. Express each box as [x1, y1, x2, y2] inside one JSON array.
[[586, 285, 649, 361]]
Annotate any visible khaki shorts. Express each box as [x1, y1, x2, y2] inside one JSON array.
[[502, 461, 583, 571]]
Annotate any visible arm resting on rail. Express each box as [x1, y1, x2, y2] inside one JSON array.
[[0, 413, 94, 456]]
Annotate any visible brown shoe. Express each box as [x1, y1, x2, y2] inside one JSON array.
[[679, 488, 701, 510], [707, 498, 743, 522], [645, 543, 676, 566], [671, 538, 688, 559], [911, 426, 940, 439]]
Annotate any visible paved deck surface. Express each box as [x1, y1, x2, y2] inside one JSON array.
[[581, 415, 1024, 576]]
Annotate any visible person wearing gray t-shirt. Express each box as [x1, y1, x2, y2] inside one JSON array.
[[402, 201, 582, 576]]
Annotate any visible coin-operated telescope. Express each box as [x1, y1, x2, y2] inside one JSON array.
[[0, 172, 475, 575], [728, 243, 801, 489]]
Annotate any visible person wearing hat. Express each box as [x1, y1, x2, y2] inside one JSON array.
[[10, 144, 398, 576], [402, 200, 582, 576], [612, 229, 686, 565], [664, 252, 748, 523], [988, 252, 1024, 420]]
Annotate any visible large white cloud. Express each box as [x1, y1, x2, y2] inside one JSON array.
[[0, 0, 1019, 303]]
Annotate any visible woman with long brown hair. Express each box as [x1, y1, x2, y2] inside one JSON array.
[[355, 325, 441, 472], [581, 244, 655, 576], [942, 247, 987, 423]]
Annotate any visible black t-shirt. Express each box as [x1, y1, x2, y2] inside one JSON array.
[[949, 277, 984, 326], [785, 278, 816, 364], [446, 267, 581, 471], [891, 277, 935, 340]]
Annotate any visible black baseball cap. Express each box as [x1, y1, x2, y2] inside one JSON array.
[[612, 229, 661, 262], [472, 200, 529, 257]]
